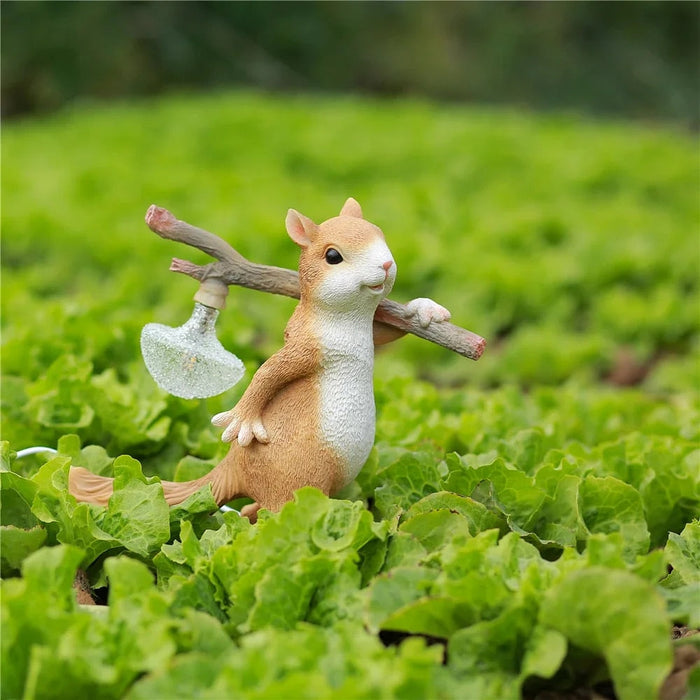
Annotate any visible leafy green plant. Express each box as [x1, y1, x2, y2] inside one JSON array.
[[2, 92, 698, 698]]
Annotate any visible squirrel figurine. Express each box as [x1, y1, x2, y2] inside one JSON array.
[[69, 198, 450, 521]]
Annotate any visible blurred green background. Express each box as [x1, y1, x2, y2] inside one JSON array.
[[3, 10, 700, 700], [2, 1, 699, 459], [3, 1, 699, 127]]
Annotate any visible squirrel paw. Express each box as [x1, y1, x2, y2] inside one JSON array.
[[211, 410, 269, 446], [404, 298, 451, 328]]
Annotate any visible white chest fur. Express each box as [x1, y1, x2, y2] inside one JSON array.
[[313, 312, 376, 484]]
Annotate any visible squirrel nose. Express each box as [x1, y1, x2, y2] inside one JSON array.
[[382, 260, 393, 272]]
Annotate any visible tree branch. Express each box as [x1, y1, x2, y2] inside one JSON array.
[[146, 205, 486, 360]]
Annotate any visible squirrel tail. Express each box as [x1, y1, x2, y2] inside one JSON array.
[[69, 455, 241, 508]]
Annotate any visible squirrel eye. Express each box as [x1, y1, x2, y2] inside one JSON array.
[[325, 248, 343, 265]]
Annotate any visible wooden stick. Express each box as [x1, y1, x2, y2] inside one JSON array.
[[145, 205, 486, 360]]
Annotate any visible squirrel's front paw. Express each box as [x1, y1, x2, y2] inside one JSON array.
[[211, 410, 269, 446], [405, 298, 451, 328]]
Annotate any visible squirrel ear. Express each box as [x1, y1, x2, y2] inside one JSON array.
[[339, 197, 363, 219], [285, 209, 318, 248]]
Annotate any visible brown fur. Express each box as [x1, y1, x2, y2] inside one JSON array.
[[69, 198, 389, 516], [69, 307, 342, 511]]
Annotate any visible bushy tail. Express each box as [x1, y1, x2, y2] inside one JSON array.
[[69, 456, 240, 507]]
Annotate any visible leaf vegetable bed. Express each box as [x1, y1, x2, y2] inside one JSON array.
[[2, 93, 699, 699]]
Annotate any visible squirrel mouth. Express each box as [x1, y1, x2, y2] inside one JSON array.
[[367, 283, 384, 293]]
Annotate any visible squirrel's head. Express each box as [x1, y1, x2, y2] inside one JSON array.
[[285, 198, 396, 311]]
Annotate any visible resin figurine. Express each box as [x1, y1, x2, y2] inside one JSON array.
[[69, 199, 483, 521]]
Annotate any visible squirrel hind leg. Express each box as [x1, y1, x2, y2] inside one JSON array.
[[240, 502, 261, 523]]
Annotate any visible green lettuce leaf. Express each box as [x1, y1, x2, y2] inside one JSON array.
[[665, 520, 699, 585], [0, 524, 47, 575], [578, 476, 650, 558], [208, 488, 385, 633], [448, 604, 541, 700], [541, 567, 672, 700], [130, 621, 450, 699], [373, 452, 442, 520]]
